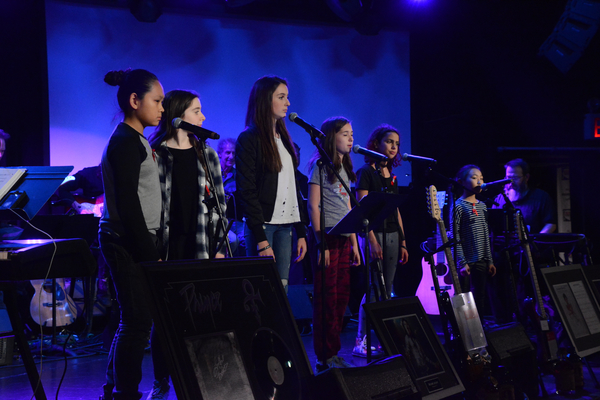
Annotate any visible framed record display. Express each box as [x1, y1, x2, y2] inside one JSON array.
[[141, 257, 314, 400], [541, 264, 600, 357], [364, 296, 464, 400]]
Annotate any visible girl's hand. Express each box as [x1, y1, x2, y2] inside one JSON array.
[[399, 247, 409, 264], [370, 240, 383, 260], [258, 240, 275, 261], [294, 238, 307, 263], [351, 246, 361, 266], [460, 264, 470, 276], [318, 249, 330, 268], [215, 253, 225, 259], [488, 264, 497, 277]]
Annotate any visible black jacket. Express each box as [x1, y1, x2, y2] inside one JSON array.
[[235, 125, 307, 243]]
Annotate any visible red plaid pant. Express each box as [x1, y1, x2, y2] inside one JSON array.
[[312, 233, 352, 361]]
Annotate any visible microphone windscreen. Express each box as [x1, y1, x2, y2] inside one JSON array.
[[352, 145, 361, 154], [172, 117, 182, 128], [289, 112, 298, 122]]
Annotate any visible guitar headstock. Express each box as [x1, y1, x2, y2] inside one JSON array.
[[514, 210, 525, 241], [427, 185, 442, 222]]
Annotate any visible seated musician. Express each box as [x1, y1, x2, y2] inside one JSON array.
[[217, 138, 245, 256], [491, 158, 557, 324], [56, 164, 104, 217], [492, 158, 556, 234]]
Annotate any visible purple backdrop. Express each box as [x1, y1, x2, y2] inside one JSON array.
[[46, 0, 411, 183]]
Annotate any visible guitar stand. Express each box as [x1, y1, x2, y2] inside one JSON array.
[[422, 249, 451, 346]]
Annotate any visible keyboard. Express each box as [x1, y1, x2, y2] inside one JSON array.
[[0, 239, 96, 280]]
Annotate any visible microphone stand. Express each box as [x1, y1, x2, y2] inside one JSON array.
[[193, 134, 232, 258], [307, 131, 359, 368]]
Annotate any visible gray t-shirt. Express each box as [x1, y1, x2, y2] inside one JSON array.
[[309, 164, 351, 235]]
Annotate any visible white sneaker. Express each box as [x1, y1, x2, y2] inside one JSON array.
[[352, 335, 384, 358]]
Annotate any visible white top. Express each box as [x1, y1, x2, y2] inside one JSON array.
[[268, 137, 300, 225]]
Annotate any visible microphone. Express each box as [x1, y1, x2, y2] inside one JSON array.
[[288, 113, 325, 140], [352, 145, 388, 162], [481, 178, 513, 191], [172, 118, 220, 140], [401, 153, 437, 164]]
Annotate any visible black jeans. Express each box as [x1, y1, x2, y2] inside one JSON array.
[[100, 233, 154, 400], [459, 260, 490, 315]]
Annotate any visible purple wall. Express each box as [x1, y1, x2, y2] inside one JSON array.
[[46, 1, 411, 182]]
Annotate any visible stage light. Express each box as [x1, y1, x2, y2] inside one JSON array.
[[326, 0, 383, 35], [129, 0, 162, 23], [539, 0, 600, 73]]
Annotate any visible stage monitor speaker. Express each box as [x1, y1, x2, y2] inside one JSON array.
[[314, 355, 421, 400], [485, 322, 535, 365], [485, 322, 538, 399], [288, 284, 353, 321], [141, 257, 315, 400]]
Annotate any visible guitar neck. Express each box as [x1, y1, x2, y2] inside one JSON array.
[[437, 219, 462, 295]]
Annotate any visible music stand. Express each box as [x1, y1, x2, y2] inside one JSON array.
[[0, 166, 73, 220], [329, 191, 406, 362]]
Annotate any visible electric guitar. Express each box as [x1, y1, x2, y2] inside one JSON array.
[[426, 186, 487, 354], [514, 210, 558, 362], [30, 278, 78, 327], [416, 190, 455, 314]]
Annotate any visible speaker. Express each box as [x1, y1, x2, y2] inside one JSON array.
[[485, 322, 538, 398], [288, 284, 314, 320], [485, 322, 535, 366], [287, 284, 352, 321], [314, 355, 421, 400], [142, 257, 315, 400]]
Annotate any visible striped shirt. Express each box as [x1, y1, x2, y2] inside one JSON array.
[[449, 198, 493, 268]]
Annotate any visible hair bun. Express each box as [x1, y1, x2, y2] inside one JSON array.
[[104, 69, 131, 87]]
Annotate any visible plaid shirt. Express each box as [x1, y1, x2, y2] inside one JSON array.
[[155, 140, 227, 259]]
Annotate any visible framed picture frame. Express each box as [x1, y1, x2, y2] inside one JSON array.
[[541, 264, 600, 357], [582, 265, 600, 307], [140, 257, 314, 400], [364, 296, 464, 400]]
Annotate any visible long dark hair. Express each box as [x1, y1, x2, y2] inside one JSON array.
[[149, 89, 199, 144], [148, 89, 208, 172], [308, 116, 356, 184], [104, 68, 158, 117], [244, 75, 297, 172], [364, 124, 402, 168]]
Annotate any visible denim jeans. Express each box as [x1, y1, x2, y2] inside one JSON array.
[[100, 234, 153, 400], [244, 222, 293, 286]]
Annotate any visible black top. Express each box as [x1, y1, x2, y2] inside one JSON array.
[[99, 123, 161, 262], [235, 125, 307, 243], [356, 164, 404, 238], [169, 147, 199, 235]]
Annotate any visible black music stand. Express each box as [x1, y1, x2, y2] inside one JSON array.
[[0, 166, 73, 400], [0, 166, 73, 220], [329, 191, 406, 362]]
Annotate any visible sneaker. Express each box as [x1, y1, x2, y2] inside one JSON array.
[[316, 355, 355, 372], [315, 360, 329, 373], [352, 335, 384, 358], [147, 378, 170, 400], [328, 355, 354, 368]]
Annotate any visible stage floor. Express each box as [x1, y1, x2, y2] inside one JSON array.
[[1, 319, 600, 399]]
